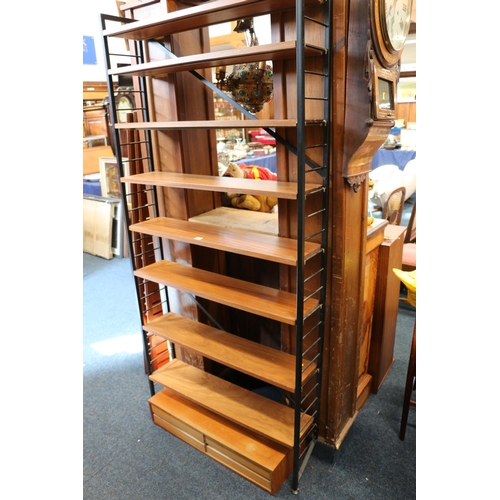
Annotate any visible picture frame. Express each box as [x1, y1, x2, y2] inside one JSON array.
[[99, 157, 129, 199], [397, 76, 416, 103]]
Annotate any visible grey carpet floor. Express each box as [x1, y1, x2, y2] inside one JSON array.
[[83, 252, 416, 499]]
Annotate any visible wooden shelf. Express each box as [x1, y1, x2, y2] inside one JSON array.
[[129, 217, 321, 265], [149, 387, 292, 495], [134, 260, 320, 325], [108, 41, 326, 78], [120, 171, 322, 200], [145, 313, 317, 392], [115, 119, 298, 130], [150, 359, 313, 447], [102, 0, 331, 491], [116, 119, 326, 130], [189, 207, 278, 236], [104, 0, 305, 40]]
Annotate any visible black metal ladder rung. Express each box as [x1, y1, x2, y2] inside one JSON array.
[[299, 414, 316, 435], [121, 106, 147, 114], [123, 154, 151, 163], [129, 236, 155, 249], [108, 51, 141, 59], [303, 185, 324, 195], [148, 349, 169, 366], [133, 248, 159, 262], [304, 267, 325, 285], [120, 139, 149, 147], [146, 334, 168, 349], [302, 356, 319, 375], [298, 436, 316, 466], [303, 339, 321, 359], [303, 285, 323, 303], [302, 319, 322, 342], [146, 332, 168, 348], [301, 401, 318, 421], [300, 382, 319, 405], [304, 165, 327, 176], [131, 232, 156, 242], [139, 292, 164, 310], [125, 187, 154, 198], [127, 201, 156, 212], [304, 69, 328, 77], [305, 228, 326, 242], [305, 95, 328, 101], [304, 15, 329, 28], [305, 207, 327, 219]]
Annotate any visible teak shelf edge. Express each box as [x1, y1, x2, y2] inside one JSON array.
[[145, 312, 317, 391], [121, 171, 322, 199], [129, 217, 322, 265]]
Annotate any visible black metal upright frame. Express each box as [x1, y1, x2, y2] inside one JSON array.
[[101, 13, 171, 394], [291, 0, 331, 492]]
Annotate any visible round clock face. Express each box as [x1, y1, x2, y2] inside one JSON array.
[[117, 95, 133, 123], [371, 0, 413, 68], [382, 0, 413, 52]]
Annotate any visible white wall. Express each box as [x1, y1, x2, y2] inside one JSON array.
[[83, 0, 125, 82], [83, 4, 275, 84]]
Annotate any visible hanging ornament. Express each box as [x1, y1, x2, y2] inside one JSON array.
[[215, 18, 273, 114]]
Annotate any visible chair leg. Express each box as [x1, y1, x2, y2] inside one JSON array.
[[400, 321, 416, 440]]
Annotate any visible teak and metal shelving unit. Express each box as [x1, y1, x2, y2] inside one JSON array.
[[101, 0, 332, 494]]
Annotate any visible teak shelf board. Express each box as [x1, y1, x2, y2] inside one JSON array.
[[108, 41, 326, 78], [134, 260, 319, 325], [149, 387, 292, 494], [145, 313, 317, 391], [121, 172, 322, 199], [104, 0, 309, 40], [149, 387, 290, 471], [115, 119, 300, 130], [129, 217, 321, 265], [150, 359, 313, 447]]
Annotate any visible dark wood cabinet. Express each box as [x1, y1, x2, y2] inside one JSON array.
[[369, 224, 407, 392]]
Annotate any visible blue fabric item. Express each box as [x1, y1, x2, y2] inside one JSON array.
[[372, 149, 416, 171], [83, 180, 102, 196], [237, 153, 277, 173]]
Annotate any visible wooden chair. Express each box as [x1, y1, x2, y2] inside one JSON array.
[[382, 186, 406, 225], [402, 200, 416, 272]]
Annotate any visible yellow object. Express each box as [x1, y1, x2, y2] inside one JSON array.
[[393, 268, 416, 307], [230, 193, 277, 213], [367, 216, 374, 226], [251, 166, 261, 179]]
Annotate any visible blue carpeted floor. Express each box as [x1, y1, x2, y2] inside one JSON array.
[[83, 234, 416, 499]]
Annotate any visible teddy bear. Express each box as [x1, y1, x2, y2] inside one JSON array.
[[222, 162, 278, 213]]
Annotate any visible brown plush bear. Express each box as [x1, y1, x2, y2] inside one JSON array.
[[223, 162, 278, 213]]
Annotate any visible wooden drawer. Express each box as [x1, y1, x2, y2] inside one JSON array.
[[149, 388, 292, 495]]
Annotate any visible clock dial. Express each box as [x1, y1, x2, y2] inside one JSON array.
[[371, 0, 413, 68], [383, 0, 412, 52], [117, 95, 133, 123]]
